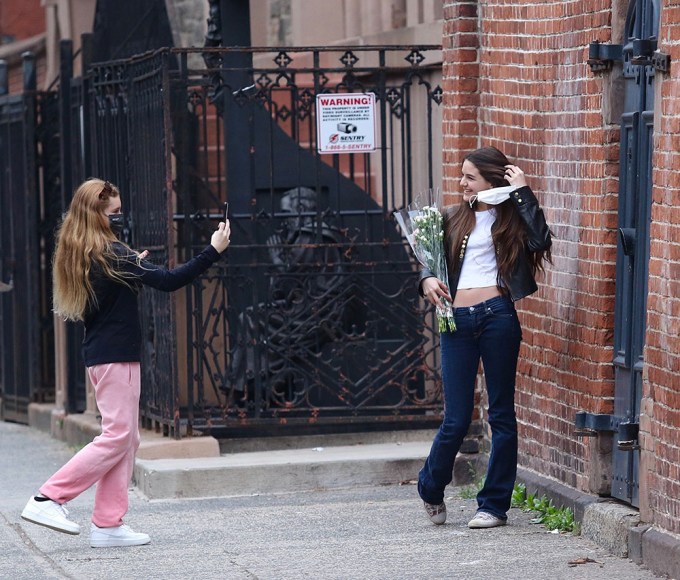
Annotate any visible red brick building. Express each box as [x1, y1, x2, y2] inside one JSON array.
[[442, 0, 679, 572], [0, 0, 46, 93], [0, 0, 44, 41]]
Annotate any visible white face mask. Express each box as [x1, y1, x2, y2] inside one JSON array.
[[468, 184, 516, 208]]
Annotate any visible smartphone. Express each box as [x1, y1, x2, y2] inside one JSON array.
[[223, 202, 229, 222]]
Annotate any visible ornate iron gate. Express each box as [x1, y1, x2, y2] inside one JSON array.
[[83, 50, 180, 431], [2, 44, 444, 436], [171, 45, 444, 435]]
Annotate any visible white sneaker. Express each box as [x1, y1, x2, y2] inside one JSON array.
[[90, 523, 151, 548], [423, 501, 447, 525], [21, 496, 81, 535], [467, 511, 507, 529]]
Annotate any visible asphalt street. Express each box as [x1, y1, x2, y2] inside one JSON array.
[[0, 421, 663, 580]]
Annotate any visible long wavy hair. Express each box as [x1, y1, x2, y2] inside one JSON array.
[[52, 178, 133, 321], [445, 147, 551, 287]]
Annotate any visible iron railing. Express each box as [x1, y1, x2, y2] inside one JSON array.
[[1, 44, 445, 436], [0, 57, 58, 421], [168, 46, 445, 435]]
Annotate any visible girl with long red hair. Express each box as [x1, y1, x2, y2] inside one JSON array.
[[21, 178, 230, 547]]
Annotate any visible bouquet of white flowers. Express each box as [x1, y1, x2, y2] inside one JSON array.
[[394, 189, 456, 332]]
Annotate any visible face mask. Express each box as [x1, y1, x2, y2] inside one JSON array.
[[108, 213, 125, 235], [468, 185, 516, 208]]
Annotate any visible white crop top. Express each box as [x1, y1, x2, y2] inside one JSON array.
[[457, 209, 499, 289]]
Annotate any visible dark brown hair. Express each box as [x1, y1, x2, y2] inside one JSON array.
[[444, 147, 551, 289]]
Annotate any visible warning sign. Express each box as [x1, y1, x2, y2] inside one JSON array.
[[316, 93, 377, 154]]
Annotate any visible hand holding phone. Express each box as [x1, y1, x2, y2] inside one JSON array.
[[212, 203, 231, 253]]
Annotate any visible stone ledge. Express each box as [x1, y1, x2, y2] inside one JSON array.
[[136, 431, 220, 460], [28, 402, 102, 447], [28, 402, 58, 434], [133, 441, 487, 500], [582, 501, 640, 558], [629, 523, 651, 564], [28, 402, 220, 460], [516, 466, 607, 522], [640, 527, 680, 580], [52, 409, 102, 448]]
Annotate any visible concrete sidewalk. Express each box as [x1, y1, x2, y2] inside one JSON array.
[[0, 421, 668, 580]]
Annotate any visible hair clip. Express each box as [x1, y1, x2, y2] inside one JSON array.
[[99, 181, 113, 200]]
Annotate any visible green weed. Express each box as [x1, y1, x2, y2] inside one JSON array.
[[511, 483, 576, 533]]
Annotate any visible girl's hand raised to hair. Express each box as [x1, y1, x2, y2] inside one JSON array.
[[421, 276, 452, 308], [504, 164, 528, 188], [211, 220, 231, 253]]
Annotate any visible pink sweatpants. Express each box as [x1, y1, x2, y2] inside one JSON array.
[[40, 362, 141, 528]]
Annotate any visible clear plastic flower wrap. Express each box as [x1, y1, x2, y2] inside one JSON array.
[[394, 189, 456, 332]]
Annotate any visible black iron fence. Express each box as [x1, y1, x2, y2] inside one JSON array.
[[0, 56, 59, 420], [171, 46, 445, 435], [1, 43, 445, 436]]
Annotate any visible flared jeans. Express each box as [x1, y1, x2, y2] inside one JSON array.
[[418, 295, 522, 519], [40, 362, 141, 528]]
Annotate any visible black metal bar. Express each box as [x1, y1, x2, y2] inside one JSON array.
[[58, 39, 86, 415], [0, 60, 8, 95], [58, 40, 74, 208], [22, 52, 36, 91], [81, 33, 94, 72]]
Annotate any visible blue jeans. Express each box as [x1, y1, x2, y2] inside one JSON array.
[[418, 295, 522, 519]]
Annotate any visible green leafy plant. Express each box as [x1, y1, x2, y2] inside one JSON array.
[[511, 482, 527, 507], [511, 483, 575, 533]]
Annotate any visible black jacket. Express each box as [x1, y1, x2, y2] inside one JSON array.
[[82, 242, 220, 367], [419, 185, 551, 302]]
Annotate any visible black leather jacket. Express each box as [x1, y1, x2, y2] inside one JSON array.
[[419, 185, 552, 302]]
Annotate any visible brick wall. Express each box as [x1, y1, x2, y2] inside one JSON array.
[[442, 0, 619, 489], [441, 1, 480, 202], [443, 0, 680, 535], [479, 0, 620, 492], [441, 1, 483, 434], [0, 0, 44, 42], [0, 0, 46, 96]]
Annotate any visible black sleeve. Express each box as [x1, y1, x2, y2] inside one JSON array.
[[418, 268, 437, 297], [509, 186, 552, 252], [115, 243, 221, 292]]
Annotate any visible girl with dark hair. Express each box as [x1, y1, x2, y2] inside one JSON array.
[[21, 178, 231, 547], [418, 147, 552, 528]]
